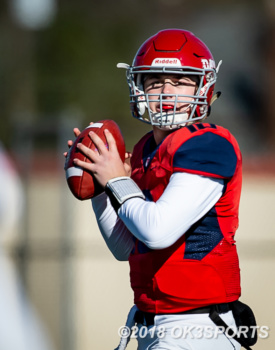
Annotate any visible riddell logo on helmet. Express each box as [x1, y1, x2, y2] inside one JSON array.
[[152, 58, 181, 66]]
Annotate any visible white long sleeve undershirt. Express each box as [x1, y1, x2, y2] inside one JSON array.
[[92, 173, 224, 261]]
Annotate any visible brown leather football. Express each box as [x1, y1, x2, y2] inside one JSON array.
[[65, 120, 125, 200]]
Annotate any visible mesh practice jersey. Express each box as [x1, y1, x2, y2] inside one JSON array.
[[129, 123, 242, 313]]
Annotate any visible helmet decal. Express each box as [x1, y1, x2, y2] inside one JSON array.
[[152, 58, 182, 66]]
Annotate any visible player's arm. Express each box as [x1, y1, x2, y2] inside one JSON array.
[[104, 132, 238, 250], [91, 171, 223, 255], [116, 172, 224, 249], [91, 192, 134, 261], [89, 146, 134, 260]]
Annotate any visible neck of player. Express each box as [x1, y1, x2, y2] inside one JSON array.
[[153, 126, 175, 145]]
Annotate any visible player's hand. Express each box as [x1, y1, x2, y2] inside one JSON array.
[[73, 129, 127, 188]]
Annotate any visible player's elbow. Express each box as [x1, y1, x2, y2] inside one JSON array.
[[139, 226, 186, 250], [142, 230, 173, 250], [145, 240, 171, 250]]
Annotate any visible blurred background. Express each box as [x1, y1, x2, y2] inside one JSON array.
[[0, 0, 274, 349]]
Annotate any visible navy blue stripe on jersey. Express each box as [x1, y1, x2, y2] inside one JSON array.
[[187, 123, 217, 133], [196, 124, 206, 130], [187, 125, 197, 133], [184, 207, 223, 260], [173, 132, 237, 178], [142, 134, 159, 172]]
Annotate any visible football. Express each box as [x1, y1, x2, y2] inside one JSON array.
[[65, 120, 126, 200]]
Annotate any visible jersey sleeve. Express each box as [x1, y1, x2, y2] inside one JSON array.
[[172, 131, 238, 179]]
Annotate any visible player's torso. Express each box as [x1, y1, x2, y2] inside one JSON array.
[[129, 123, 242, 313]]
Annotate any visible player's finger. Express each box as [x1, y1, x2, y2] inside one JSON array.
[[73, 158, 95, 173], [76, 142, 98, 161], [88, 131, 107, 154], [73, 128, 81, 137], [104, 129, 118, 153], [125, 151, 132, 159], [68, 140, 74, 148]]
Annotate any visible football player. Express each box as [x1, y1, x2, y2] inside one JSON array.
[[68, 29, 245, 350]]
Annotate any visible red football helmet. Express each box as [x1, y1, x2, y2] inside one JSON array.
[[118, 29, 221, 129]]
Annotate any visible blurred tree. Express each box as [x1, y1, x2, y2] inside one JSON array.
[[0, 0, 274, 153], [263, 1, 275, 152], [0, 2, 37, 145]]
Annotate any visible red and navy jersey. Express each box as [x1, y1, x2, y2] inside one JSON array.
[[129, 123, 242, 313]]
